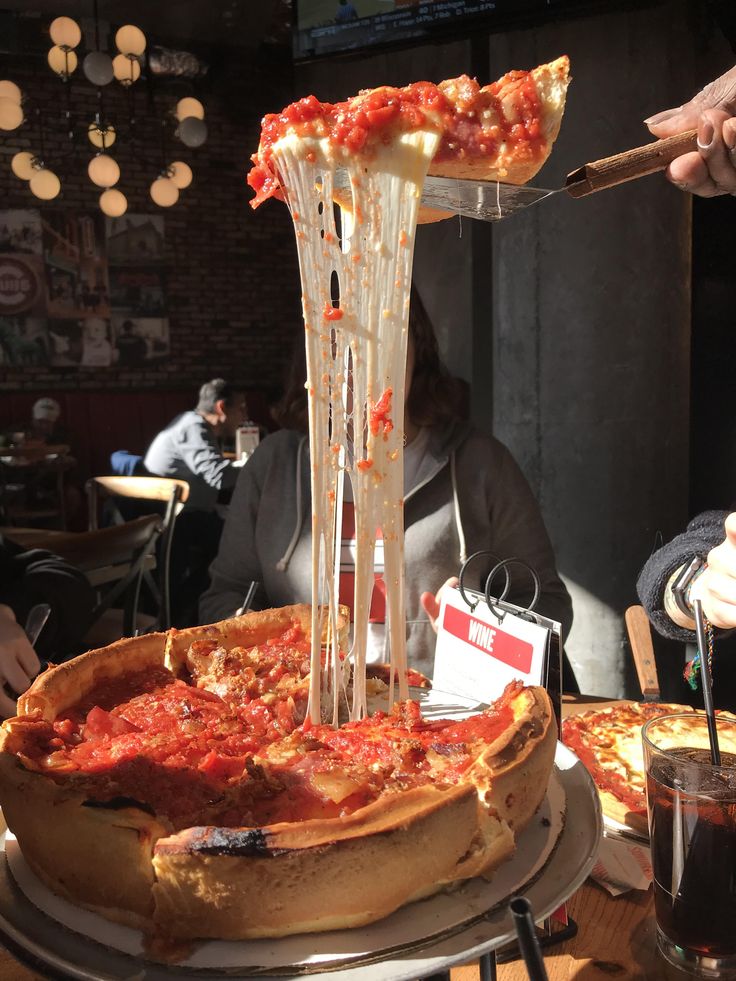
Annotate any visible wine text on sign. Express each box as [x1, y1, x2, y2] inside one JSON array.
[[442, 604, 534, 673]]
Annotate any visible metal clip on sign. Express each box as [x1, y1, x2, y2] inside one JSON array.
[[457, 550, 541, 623]]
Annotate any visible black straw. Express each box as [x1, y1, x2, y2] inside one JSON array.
[[693, 598, 721, 766], [510, 897, 549, 981]]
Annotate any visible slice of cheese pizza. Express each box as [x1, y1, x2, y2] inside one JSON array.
[[562, 701, 736, 836]]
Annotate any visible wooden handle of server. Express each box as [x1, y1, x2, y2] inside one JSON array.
[[565, 129, 698, 198], [625, 605, 660, 699]]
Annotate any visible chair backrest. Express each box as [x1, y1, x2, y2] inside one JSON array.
[[43, 514, 163, 637], [43, 515, 162, 569], [88, 475, 190, 511], [86, 475, 190, 630]]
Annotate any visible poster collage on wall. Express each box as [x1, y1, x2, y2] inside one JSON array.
[[0, 209, 169, 368]]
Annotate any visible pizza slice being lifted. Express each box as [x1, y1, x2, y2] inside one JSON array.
[[247, 58, 570, 728], [248, 56, 570, 212]]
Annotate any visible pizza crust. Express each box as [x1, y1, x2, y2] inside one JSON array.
[[0, 748, 168, 926], [152, 785, 480, 939], [164, 603, 349, 676], [0, 608, 556, 946], [18, 632, 168, 721], [428, 56, 570, 186]]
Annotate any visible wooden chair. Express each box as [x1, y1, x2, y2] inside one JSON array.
[[3, 516, 163, 642], [86, 476, 190, 630]]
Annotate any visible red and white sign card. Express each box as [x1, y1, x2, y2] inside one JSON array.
[[432, 585, 560, 710]]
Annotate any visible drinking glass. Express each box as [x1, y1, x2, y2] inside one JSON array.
[[643, 713, 736, 979]]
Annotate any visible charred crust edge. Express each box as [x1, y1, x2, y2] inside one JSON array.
[[82, 796, 157, 816], [162, 827, 278, 857]]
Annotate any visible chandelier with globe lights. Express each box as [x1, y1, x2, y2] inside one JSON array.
[[0, 13, 208, 216]]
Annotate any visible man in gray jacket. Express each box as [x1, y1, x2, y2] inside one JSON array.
[[144, 378, 246, 625], [144, 378, 246, 510]]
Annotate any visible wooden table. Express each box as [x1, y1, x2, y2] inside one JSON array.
[[0, 697, 671, 980]]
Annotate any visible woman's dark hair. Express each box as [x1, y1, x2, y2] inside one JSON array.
[[405, 285, 467, 428], [272, 335, 309, 431], [272, 286, 467, 433]]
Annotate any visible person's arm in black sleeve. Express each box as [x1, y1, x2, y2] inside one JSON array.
[[0, 540, 96, 661], [636, 510, 729, 643], [199, 451, 267, 624]]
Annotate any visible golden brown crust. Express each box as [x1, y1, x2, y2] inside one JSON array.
[[18, 632, 167, 721], [152, 785, 480, 939], [429, 56, 570, 186], [471, 687, 558, 832], [420, 56, 570, 222], [0, 744, 169, 925], [164, 603, 349, 675]]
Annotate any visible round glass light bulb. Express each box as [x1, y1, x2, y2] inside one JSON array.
[[49, 16, 81, 49], [0, 97, 23, 131], [83, 51, 114, 86], [88, 154, 120, 188], [88, 122, 116, 149], [99, 188, 127, 218], [112, 53, 141, 85], [29, 169, 61, 201], [176, 116, 207, 148], [175, 97, 205, 121], [0, 80, 21, 104], [48, 46, 78, 77], [169, 161, 193, 190], [150, 177, 179, 208], [115, 24, 146, 56], [11, 151, 35, 181]]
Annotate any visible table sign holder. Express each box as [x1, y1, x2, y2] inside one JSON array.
[[433, 552, 563, 727], [432, 552, 575, 963]]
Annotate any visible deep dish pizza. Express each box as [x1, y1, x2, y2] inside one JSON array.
[[0, 605, 557, 946], [562, 701, 736, 836], [247, 59, 570, 731]]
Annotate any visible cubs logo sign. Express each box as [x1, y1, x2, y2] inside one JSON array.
[[0, 256, 41, 314]]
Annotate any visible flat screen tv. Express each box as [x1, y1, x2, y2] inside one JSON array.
[[292, 0, 639, 62]]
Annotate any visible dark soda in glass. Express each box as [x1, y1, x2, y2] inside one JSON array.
[[647, 747, 736, 958]]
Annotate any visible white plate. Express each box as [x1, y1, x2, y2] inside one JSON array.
[[0, 741, 601, 980]]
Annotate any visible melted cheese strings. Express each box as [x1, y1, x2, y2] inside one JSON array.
[[272, 130, 439, 724]]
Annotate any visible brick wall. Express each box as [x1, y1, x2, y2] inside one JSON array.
[[0, 44, 302, 397]]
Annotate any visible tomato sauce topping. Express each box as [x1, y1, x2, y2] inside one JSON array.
[[247, 69, 545, 209], [369, 388, 393, 440], [561, 716, 644, 814], [17, 613, 527, 830]]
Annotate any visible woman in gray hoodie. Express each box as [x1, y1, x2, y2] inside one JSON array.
[[201, 292, 574, 685]]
